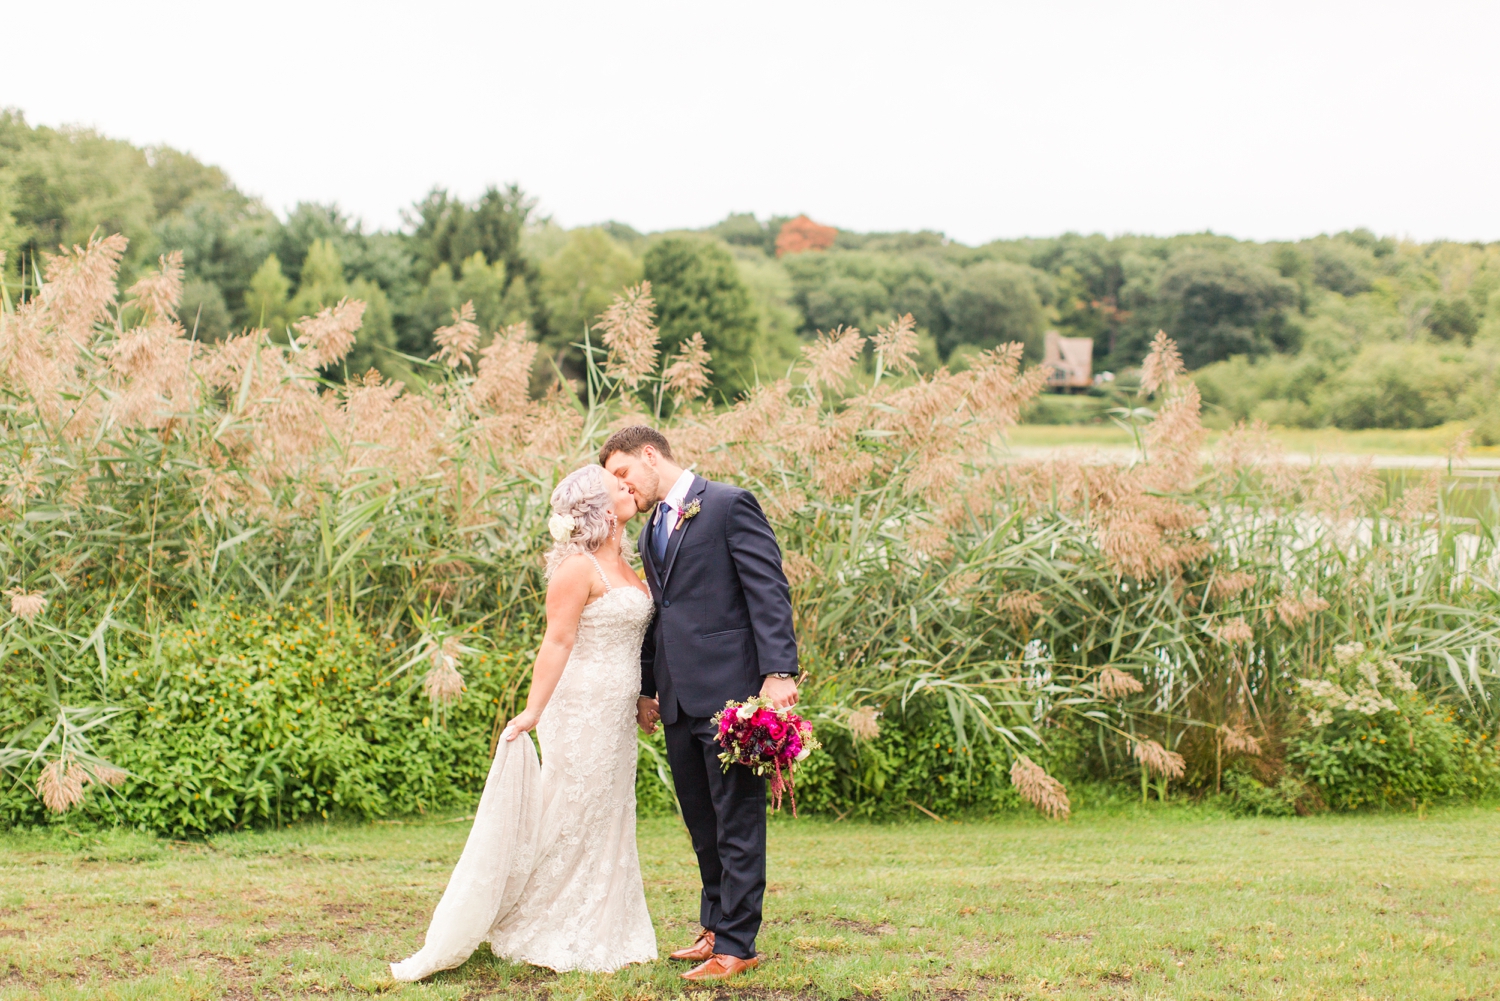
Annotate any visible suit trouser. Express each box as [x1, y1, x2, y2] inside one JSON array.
[[663, 709, 766, 960]]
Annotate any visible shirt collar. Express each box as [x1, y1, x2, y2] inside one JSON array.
[[661, 468, 696, 510]]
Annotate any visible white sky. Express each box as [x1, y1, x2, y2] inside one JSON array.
[[4, 0, 1498, 245]]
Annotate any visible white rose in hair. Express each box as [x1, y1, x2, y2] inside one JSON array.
[[548, 513, 576, 541]]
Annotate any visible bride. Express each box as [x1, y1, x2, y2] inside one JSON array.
[[390, 465, 658, 979]]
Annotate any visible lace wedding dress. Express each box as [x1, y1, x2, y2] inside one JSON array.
[[391, 558, 659, 979]]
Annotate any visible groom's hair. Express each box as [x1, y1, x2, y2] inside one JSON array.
[[599, 425, 673, 465]]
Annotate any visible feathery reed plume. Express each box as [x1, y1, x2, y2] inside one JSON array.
[[472, 322, 537, 411], [37, 758, 86, 813], [7, 590, 46, 622], [662, 332, 713, 404], [847, 706, 882, 741], [1221, 725, 1261, 757], [1209, 571, 1257, 600], [1449, 428, 1473, 465], [802, 326, 865, 396], [1138, 330, 1184, 395], [1097, 666, 1144, 699], [944, 571, 981, 597], [1131, 738, 1185, 779], [1010, 755, 1071, 820], [125, 250, 184, 322], [1215, 617, 1254, 644], [43, 233, 128, 357], [424, 635, 467, 706], [998, 589, 1044, 628], [780, 551, 821, 587], [1299, 590, 1330, 615], [89, 764, 129, 788], [1393, 470, 1441, 522], [596, 282, 659, 388], [873, 313, 920, 375], [432, 301, 481, 369], [292, 298, 365, 369], [1306, 459, 1382, 515], [1276, 589, 1328, 627]]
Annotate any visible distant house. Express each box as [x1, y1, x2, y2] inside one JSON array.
[[1043, 331, 1093, 391]]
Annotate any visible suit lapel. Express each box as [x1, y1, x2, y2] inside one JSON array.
[[658, 476, 706, 593], [639, 517, 663, 595]]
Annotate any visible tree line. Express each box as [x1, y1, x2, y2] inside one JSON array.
[[3, 109, 1498, 436]]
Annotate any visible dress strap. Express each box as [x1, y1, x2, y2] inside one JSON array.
[[585, 552, 612, 591]]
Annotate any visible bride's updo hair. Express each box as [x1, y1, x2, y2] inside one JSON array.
[[545, 465, 617, 578]]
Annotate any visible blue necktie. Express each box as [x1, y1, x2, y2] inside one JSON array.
[[654, 502, 672, 563]]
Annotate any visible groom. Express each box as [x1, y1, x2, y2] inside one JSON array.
[[600, 426, 798, 983]]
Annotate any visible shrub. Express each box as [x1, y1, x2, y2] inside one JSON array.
[[1287, 643, 1500, 810], [2, 602, 533, 835], [794, 697, 1018, 819], [1319, 343, 1469, 429], [1222, 772, 1304, 817]]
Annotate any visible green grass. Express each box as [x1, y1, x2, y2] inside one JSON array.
[[3, 805, 1499, 999], [1011, 419, 1500, 458]]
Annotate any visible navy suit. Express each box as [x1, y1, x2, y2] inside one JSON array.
[[639, 475, 797, 961]]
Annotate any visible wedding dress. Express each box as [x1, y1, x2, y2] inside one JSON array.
[[391, 556, 659, 979]]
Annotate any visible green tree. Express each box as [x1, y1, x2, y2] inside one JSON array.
[[277, 240, 404, 381], [540, 228, 642, 347], [178, 279, 232, 342], [941, 260, 1046, 359], [0, 109, 236, 286], [244, 254, 291, 330], [407, 184, 536, 284], [457, 251, 532, 334], [287, 239, 346, 317], [643, 237, 762, 399], [1154, 249, 1299, 368]]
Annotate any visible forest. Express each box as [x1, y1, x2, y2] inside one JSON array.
[[4, 109, 1498, 439]]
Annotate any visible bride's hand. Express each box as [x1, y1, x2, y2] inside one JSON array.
[[636, 697, 660, 735], [504, 707, 541, 741]]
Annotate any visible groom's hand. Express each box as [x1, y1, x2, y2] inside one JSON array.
[[636, 697, 660, 734], [760, 674, 799, 710]]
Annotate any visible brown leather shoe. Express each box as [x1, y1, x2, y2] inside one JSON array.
[[681, 953, 760, 982], [669, 929, 715, 962]]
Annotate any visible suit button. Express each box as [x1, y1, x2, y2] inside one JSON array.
[[663, 599, 671, 607]]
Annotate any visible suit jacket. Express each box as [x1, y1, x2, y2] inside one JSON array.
[[638, 476, 798, 724]]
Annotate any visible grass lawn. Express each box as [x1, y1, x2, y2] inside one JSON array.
[[1008, 421, 1500, 459], [2, 805, 1498, 1000]]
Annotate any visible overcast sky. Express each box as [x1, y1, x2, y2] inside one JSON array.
[[4, 1, 1497, 245]]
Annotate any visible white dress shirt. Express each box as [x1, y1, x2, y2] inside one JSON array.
[[657, 468, 697, 536]]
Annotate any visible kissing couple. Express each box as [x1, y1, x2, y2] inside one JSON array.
[[390, 425, 799, 983]]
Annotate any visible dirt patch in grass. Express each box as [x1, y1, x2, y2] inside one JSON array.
[[829, 917, 897, 936]]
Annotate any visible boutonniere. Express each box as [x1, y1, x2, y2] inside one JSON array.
[[675, 499, 701, 531]]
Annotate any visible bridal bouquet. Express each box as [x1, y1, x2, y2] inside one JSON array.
[[712, 696, 820, 814]]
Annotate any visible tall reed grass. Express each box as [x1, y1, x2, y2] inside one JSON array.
[[2, 235, 1497, 825]]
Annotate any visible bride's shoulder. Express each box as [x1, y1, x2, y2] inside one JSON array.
[[548, 553, 597, 590]]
